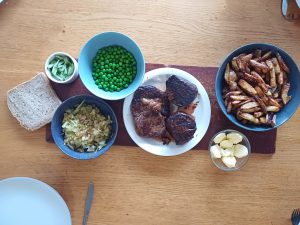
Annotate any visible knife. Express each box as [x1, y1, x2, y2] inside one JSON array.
[[82, 181, 94, 225]]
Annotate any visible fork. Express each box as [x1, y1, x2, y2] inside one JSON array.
[[291, 208, 300, 225]]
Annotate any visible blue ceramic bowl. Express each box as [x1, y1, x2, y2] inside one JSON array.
[[51, 95, 118, 160], [215, 43, 300, 131], [78, 32, 145, 100]]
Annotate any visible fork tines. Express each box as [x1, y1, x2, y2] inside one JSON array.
[[291, 208, 300, 225]]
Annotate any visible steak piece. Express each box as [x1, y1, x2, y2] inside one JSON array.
[[166, 75, 198, 107], [166, 112, 196, 145], [133, 110, 166, 138], [131, 85, 169, 140], [131, 85, 163, 117]]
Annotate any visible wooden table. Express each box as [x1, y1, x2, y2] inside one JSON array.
[[1, 0, 300, 224]]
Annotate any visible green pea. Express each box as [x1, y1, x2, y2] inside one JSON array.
[[91, 45, 137, 92]]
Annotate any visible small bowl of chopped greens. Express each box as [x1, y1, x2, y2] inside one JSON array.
[[51, 95, 118, 160], [78, 32, 145, 100], [45, 52, 78, 84]]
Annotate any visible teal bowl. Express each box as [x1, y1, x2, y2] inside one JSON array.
[[51, 95, 118, 160], [215, 43, 300, 131], [78, 32, 145, 100]]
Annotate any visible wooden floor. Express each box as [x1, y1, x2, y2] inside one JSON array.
[[1, 0, 300, 224]]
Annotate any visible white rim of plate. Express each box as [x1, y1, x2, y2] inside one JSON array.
[[0, 177, 72, 225], [123, 67, 211, 156]]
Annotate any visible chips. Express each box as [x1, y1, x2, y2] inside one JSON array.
[[222, 50, 291, 127]]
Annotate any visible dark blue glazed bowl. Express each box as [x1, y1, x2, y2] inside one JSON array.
[[215, 43, 300, 131], [51, 95, 118, 159]]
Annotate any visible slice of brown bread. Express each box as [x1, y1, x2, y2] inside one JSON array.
[[7, 72, 62, 131]]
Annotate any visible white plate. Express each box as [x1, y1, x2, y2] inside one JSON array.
[[0, 177, 72, 225], [123, 67, 211, 156]]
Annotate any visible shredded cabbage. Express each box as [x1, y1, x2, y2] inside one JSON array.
[[62, 101, 112, 152]]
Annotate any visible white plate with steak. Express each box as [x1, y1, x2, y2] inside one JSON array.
[[123, 68, 211, 156]]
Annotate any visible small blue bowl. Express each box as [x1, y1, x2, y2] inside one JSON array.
[[51, 95, 118, 160], [78, 32, 145, 100], [215, 43, 300, 131]]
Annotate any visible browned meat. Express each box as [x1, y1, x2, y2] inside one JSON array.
[[131, 85, 170, 117], [133, 110, 167, 138], [131, 85, 170, 141], [131, 75, 198, 145], [131, 85, 163, 117], [166, 75, 198, 107], [166, 112, 196, 145]]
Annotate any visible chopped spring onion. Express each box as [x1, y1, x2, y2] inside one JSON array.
[[47, 55, 74, 81]]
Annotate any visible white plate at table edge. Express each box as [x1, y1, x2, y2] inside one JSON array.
[[0, 177, 72, 225], [123, 67, 211, 156]]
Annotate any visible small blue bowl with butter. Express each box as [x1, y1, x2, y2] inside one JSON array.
[[51, 95, 118, 160], [78, 32, 145, 100], [215, 43, 300, 131]]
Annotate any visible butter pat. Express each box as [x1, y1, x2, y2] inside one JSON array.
[[234, 144, 248, 158], [222, 156, 237, 168], [210, 145, 222, 158], [220, 140, 233, 149], [227, 132, 243, 144], [213, 132, 226, 144], [221, 148, 233, 157]]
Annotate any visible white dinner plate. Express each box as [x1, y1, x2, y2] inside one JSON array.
[[0, 177, 72, 225], [123, 67, 211, 156]]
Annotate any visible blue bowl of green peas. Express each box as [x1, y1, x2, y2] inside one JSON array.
[[78, 32, 145, 100]]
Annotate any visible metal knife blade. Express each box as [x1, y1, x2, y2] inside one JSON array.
[[82, 181, 94, 225]]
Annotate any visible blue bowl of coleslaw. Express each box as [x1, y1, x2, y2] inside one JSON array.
[[51, 95, 118, 160]]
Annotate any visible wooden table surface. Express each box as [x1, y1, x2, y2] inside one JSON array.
[[1, 0, 300, 224]]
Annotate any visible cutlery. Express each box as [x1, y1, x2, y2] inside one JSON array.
[[82, 182, 94, 225], [291, 208, 300, 225]]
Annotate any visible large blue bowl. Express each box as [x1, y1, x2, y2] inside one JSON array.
[[78, 32, 145, 100], [215, 43, 300, 131], [51, 95, 118, 160]]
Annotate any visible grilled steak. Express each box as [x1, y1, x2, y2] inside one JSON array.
[[166, 75, 198, 107], [133, 110, 167, 138], [131, 85, 169, 140], [166, 112, 196, 145], [131, 85, 163, 116], [131, 75, 198, 145]]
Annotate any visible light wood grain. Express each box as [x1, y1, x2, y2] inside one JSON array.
[[1, 0, 300, 224]]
